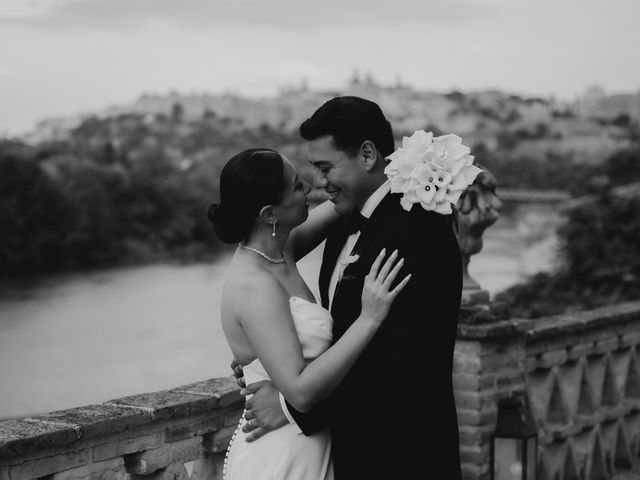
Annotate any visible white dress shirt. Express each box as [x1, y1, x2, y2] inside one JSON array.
[[279, 181, 391, 431], [327, 181, 390, 310]]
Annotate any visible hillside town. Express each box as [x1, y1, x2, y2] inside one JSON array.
[[29, 73, 639, 165]]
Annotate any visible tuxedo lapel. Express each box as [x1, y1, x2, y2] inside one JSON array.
[[350, 192, 401, 256], [330, 192, 404, 338], [319, 220, 351, 309]]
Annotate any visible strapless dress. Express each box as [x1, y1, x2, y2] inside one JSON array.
[[223, 296, 334, 480]]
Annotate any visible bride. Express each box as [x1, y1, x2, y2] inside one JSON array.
[[207, 148, 411, 480]]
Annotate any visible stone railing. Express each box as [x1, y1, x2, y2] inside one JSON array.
[[454, 300, 640, 480], [0, 378, 244, 479], [4, 303, 640, 480], [525, 301, 640, 479]]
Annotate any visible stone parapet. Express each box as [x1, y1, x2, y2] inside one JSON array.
[[453, 300, 640, 480], [525, 301, 640, 343], [523, 301, 640, 479], [0, 378, 243, 480], [4, 300, 640, 479]]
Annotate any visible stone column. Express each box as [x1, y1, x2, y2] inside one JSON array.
[[454, 166, 533, 479], [456, 166, 503, 309]]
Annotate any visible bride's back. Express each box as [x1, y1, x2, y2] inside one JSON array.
[[220, 253, 273, 366]]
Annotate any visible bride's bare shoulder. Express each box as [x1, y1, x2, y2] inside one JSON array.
[[222, 262, 282, 303]]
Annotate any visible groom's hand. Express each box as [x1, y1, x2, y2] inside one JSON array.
[[242, 380, 288, 442], [230, 358, 246, 388]]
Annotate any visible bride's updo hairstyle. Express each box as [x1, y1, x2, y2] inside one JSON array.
[[207, 148, 285, 244]]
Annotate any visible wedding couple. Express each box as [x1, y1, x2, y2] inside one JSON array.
[[207, 96, 464, 479]]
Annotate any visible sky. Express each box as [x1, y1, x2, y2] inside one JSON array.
[[0, 0, 639, 136]]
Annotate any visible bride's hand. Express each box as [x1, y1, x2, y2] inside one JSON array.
[[360, 249, 411, 326]]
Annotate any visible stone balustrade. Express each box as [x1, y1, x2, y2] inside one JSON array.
[[4, 301, 640, 479], [525, 301, 640, 479], [455, 299, 640, 480], [0, 378, 244, 479]]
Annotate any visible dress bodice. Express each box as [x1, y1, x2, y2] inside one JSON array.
[[242, 296, 333, 386]]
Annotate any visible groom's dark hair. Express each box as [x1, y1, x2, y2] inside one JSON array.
[[299, 96, 394, 158]]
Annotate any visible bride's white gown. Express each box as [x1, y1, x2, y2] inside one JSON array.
[[223, 296, 335, 480]]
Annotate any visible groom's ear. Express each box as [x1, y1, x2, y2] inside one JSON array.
[[359, 140, 379, 172]]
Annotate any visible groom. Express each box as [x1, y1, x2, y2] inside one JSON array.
[[239, 96, 462, 479]]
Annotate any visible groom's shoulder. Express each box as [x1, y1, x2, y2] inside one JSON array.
[[391, 202, 454, 231], [373, 192, 456, 238]]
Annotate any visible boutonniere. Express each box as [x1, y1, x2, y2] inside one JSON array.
[[384, 130, 483, 215], [341, 254, 360, 267]]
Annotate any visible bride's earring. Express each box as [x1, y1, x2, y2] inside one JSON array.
[[272, 222, 277, 237]]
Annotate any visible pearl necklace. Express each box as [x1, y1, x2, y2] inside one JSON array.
[[238, 242, 286, 264]]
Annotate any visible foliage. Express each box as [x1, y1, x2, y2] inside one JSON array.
[[495, 186, 640, 318], [590, 146, 640, 188], [0, 113, 303, 278], [0, 150, 75, 273], [473, 144, 588, 194], [474, 142, 640, 196]]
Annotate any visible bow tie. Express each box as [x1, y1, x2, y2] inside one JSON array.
[[344, 213, 367, 235]]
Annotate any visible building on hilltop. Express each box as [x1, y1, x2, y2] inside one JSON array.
[[574, 86, 640, 121]]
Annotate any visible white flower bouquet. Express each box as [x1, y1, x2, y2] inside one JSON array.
[[384, 130, 483, 215]]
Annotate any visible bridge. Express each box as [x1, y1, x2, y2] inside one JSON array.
[[498, 188, 571, 204], [560, 181, 640, 211], [499, 182, 640, 209]]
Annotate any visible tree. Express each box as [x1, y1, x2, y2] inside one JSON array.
[[592, 147, 640, 188], [0, 152, 74, 275], [495, 186, 640, 318], [171, 102, 184, 123], [612, 113, 631, 128], [45, 155, 122, 266]]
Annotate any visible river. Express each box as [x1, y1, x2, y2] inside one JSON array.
[[0, 206, 562, 419]]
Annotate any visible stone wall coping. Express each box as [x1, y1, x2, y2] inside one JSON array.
[[0, 377, 241, 462], [524, 300, 640, 342], [457, 317, 535, 339], [456, 301, 640, 342]]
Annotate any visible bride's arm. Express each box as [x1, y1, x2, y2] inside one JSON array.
[[286, 200, 340, 262], [236, 252, 408, 413], [237, 275, 372, 413]]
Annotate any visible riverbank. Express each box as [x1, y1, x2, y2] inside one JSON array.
[[0, 242, 235, 299]]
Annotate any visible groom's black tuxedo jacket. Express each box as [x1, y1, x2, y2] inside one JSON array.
[[287, 192, 463, 479]]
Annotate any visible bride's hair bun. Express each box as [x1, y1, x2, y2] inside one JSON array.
[[207, 148, 286, 244], [206, 202, 248, 244], [206, 203, 225, 223]]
